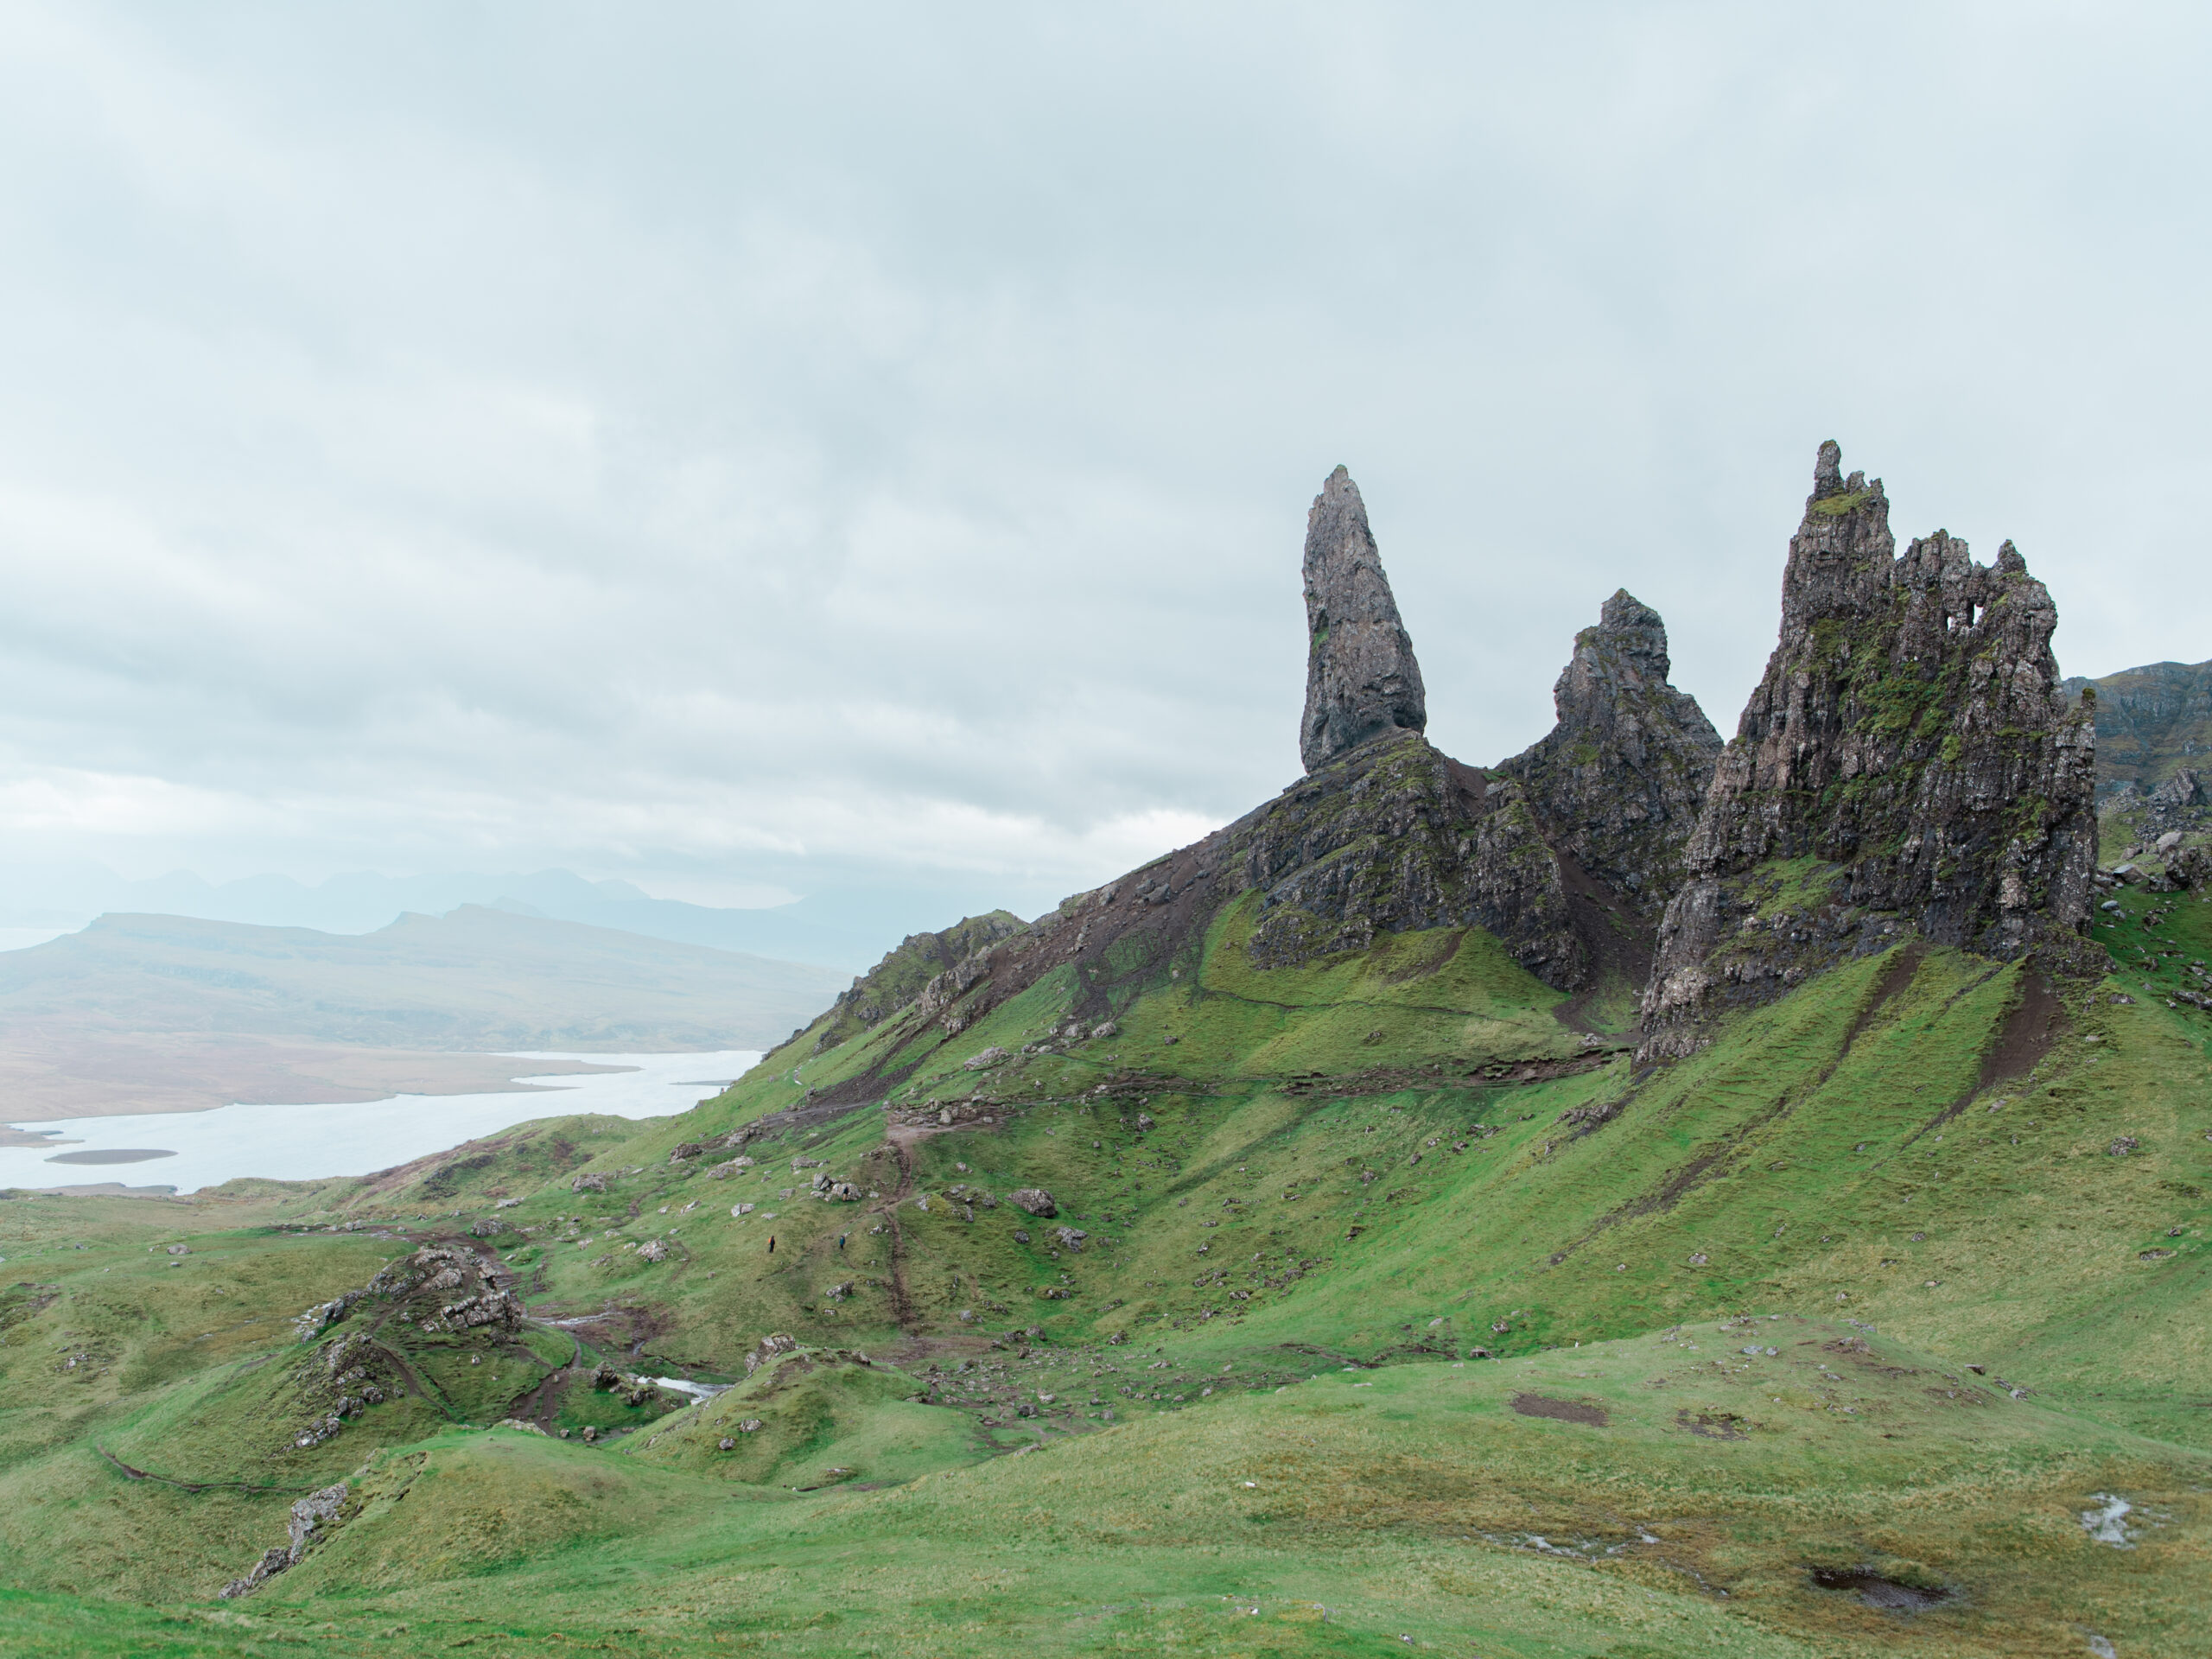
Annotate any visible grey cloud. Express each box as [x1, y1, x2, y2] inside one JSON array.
[[0, 3, 2203, 915]]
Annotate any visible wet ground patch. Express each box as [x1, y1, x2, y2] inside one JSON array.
[[1808, 1564, 1953, 1611], [1510, 1392, 1607, 1426]]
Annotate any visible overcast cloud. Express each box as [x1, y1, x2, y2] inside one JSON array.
[[0, 3, 2203, 922]]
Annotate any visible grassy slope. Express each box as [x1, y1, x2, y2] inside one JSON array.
[[3, 867, 2210, 1654]]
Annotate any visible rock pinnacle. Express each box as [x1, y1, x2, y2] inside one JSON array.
[[1299, 466, 1427, 772]]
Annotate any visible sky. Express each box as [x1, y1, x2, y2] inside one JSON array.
[[0, 2, 2203, 925]]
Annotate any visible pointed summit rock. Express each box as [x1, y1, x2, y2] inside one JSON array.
[[1641, 442, 2098, 1057], [1300, 467, 1427, 772], [1497, 590, 1721, 918]]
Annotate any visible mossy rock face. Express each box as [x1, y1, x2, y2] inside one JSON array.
[[1645, 444, 2099, 1055], [1491, 588, 1723, 922]]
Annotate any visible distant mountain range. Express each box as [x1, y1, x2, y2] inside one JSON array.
[[0, 864, 1028, 975], [0, 905, 851, 1120]]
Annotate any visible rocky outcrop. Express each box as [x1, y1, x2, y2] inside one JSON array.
[[1496, 589, 1722, 916], [1238, 732, 1584, 983], [803, 912, 1027, 1056], [219, 1483, 352, 1599], [1300, 467, 1427, 772], [1642, 442, 2097, 1056]]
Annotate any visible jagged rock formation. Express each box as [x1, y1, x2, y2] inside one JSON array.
[[1495, 589, 1722, 916], [1641, 442, 2098, 1057], [1300, 467, 1427, 772], [779, 474, 1731, 1106]]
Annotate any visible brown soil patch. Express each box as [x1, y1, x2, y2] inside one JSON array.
[[1675, 1408, 1748, 1440], [1509, 1392, 1608, 1426], [1902, 968, 2067, 1149]]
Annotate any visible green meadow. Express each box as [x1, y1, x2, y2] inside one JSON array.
[[3, 867, 2208, 1656]]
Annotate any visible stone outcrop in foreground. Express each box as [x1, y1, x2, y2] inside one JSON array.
[[1641, 442, 2097, 1056], [1300, 467, 1427, 772]]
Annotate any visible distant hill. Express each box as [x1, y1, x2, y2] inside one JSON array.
[[2062, 658, 2212, 798], [0, 864, 1028, 975], [0, 906, 849, 1052]]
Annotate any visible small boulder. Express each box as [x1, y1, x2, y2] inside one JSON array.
[[1090, 1021, 1118, 1040], [639, 1238, 670, 1262], [1008, 1187, 1058, 1217], [571, 1173, 608, 1194], [718, 1436, 736, 1451], [962, 1046, 1009, 1071], [707, 1157, 753, 1179], [1054, 1226, 1088, 1252], [825, 1181, 862, 1202], [2158, 830, 2185, 855], [669, 1142, 706, 1163]]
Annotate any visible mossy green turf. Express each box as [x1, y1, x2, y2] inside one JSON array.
[[4, 870, 2210, 1654]]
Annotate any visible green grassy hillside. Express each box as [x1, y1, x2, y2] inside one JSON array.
[[3, 867, 2208, 1655]]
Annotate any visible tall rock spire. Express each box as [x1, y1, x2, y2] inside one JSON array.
[[1300, 467, 1427, 772]]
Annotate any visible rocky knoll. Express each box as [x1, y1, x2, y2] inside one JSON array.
[[1494, 589, 1722, 917], [1300, 466, 1427, 772], [802, 912, 1026, 1055], [1642, 442, 2097, 1057]]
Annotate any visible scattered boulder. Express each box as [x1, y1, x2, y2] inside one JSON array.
[[1008, 1187, 1058, 1217], [638, 1239, 670, 1263], [823, 1181, 862, 1202], [2110, 1136, 2140, 1157], [571, 1173, 608, 1193], [708, 1157, 754, 1179], [1054, 1226, 1088, 1251], [962, 1046, 1010, 1071], [1090, 1021, 1118, 1040], [669, 1142, 706, 1164]]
